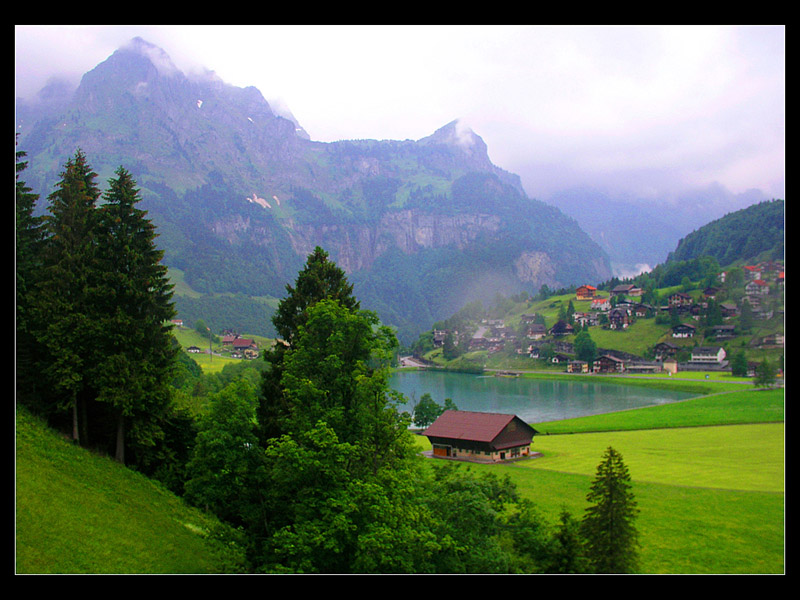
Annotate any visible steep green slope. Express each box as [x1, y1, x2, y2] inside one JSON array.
[[667, 199, 784, 266], [15, 408, 246, 574]]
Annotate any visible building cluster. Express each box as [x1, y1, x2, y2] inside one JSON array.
[[429, 260, 783, 377]]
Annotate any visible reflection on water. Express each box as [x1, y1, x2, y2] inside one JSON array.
[[390, 370, 696, 424]]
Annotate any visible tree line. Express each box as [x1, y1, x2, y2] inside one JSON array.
[[16, 144, 640, 574]]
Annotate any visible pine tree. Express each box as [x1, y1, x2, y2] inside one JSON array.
[[581, 446, 640, 573], [34, 149, 102, 444], [15, 142, 45, 407], [91, 166, 179, 464]]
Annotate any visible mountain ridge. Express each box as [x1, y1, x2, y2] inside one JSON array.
[[16, 37, 613, 343]]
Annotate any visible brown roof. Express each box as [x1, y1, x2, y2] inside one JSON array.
[[423, 410, 537, 444]]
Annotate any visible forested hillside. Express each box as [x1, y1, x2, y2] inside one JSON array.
[[666, 199, 784, 266]]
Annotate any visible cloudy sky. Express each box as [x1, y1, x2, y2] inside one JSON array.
[[15, 24, 785, 201]]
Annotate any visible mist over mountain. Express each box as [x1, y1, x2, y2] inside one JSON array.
[[543, 183, 770, 278], [16, 37, 616, 343]]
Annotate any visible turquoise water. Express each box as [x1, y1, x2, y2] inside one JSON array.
[[389, 370, 696, 424]]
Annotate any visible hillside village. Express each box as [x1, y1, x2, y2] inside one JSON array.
[[411, 259, 784, 378]]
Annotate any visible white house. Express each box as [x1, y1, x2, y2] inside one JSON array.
[[690, 346, 727, 364]]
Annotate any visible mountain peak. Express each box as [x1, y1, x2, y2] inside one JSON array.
[[119, 37, 182, 77], [423, 119, 483, 151]]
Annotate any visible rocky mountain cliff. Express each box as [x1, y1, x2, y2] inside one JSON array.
[[16, 37, 612, 343]]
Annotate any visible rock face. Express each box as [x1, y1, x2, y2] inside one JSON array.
[[16, 37, 612, 342]]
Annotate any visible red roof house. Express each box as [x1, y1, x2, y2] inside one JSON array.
[[423, 410, 539, 462]]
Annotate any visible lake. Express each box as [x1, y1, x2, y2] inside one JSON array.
[[389, 370, 697, 424]]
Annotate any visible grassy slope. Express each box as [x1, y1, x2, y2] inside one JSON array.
[[413, 384, 785, 574], [15, 409, 246, 574]]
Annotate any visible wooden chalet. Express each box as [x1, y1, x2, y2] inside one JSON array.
[[611, 284, 642, 297], [576, 285, 597, 300], [710, 324, 736, 340], [423, 410, 539, 462], [667, 292, 693, 307], [232, 338, 257, 352], [653, 341, 679, 360], [526, 324, 547, 340], [720, 302, 738, 318], [549, 320, 574, 337], [672, 323, 696, 338], [607, 307, 630, 329], [593, 354, 625, 374]]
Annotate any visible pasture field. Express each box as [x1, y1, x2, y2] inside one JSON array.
[[413, 385, 785, 573], [534, 388, 784, 434]]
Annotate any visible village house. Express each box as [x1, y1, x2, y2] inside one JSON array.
[[576, 285, 597, 300], [593, 354, 625, 374], [611, 283, 642, 297], [663, 358, 678, 374], [432, 330, 448, 347], [607, 307, 630, 329], [231, 338, 258, 355], [551, 353, 571, 364], [591, 297, 611, 311], [423, 410, 539, 462], [745, 279, 770, 296], [468, 337, 489, 351], [720, 302, 738, 318], [653, 341, 680, 360], [667, 292, 693, 308], [549, 320, 574, 337], [617, 300, 653, 318], [690, 346, 727, 364], [567, 360, 589, 374], [710, 324, 736, 340], [672, 323, 696, 338], [526, 324, 547, 340], [520, 314, 539, 324], [743, 265, 762, 281], [624, 361, 663, 374], [573, 311, 599, 327], [760, 333, 784, 348]]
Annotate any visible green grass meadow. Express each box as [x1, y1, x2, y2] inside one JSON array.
[[15, 409, 245, 574], [414, 385, 785, 574]]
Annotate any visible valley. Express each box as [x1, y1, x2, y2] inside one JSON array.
[[16, 30, 784, 575]]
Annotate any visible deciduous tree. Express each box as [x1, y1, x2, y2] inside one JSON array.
[[258, 247, 360, 443]]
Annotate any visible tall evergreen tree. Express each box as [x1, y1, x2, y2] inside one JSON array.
[[581, 446, 640, 573], [91, 166, 179, 464], [34, 149, 102, 444], [15, 142, 45, 407]]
